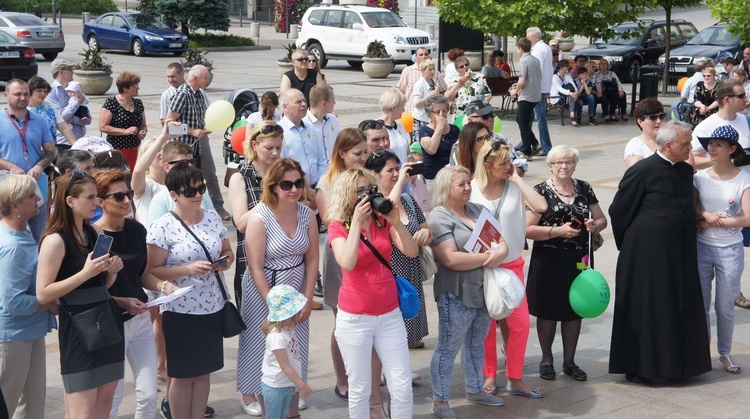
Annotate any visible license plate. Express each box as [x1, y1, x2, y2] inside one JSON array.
[[37, 31, 54, 37], [169, 43, 182, 48], [0, 51, 19, 58], [674, 66, 688, 72]]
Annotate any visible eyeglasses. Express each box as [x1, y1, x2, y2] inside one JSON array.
[[167, 158, 197, 166], [475, 135, 492, 143], [728, 93, 747, 99], [102, 189, 134, 203], [457, 64, 469, 69], [175, 183, 206, 198], [359, 119, 385, 131], [552, 160, 576, 167], [308, 58, 317, 62], [279, 178, 305, 191], [65, 170, 86, 195], [294, 57, 309, 62], [703, 74, 714, 77], [355, 185, 375, 197], [259, 124, 284, 135], [643, 112, 667, 121]]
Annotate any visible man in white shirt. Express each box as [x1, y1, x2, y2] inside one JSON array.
[[527, 27, 553, 155], [302, 85, 340, 164], [691, 79, 750, 170], [279, 89, 328, 187], [672, 59, 708, 121]]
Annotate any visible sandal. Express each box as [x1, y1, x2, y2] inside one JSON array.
[[370, 403, 389, 419], [571, 119, 580, 127], [621, 114, 629, 121], [610, 115, 619, 121], [562, 364, 588, 381], [720, 355, 742, 374], [539, 363, 556, 380], [735, 293, 750, 308]]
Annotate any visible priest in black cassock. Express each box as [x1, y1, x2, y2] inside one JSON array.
[[609, 120, 711, 383]]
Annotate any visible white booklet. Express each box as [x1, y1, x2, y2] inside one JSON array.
[[463, 207, 504, 253], [144, 285, 194, 308]]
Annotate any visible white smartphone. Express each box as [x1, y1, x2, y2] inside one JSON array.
[[168, 124, 188, 136]]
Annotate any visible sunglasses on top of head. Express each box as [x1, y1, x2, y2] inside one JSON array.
[[359, 119, 385, 131], [176, 184, 207, 198], [278, 178, 305, 191], [65, 170, 87, 195], [102, 189, 134, 203], [259, 124, 284, 135]]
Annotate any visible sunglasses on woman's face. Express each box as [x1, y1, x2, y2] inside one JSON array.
[[176, 184, 206, 198], [65, 170, 87, 195], [278, 178, 305, 191], [102, 189, 134, 203], [167, 158, 197, 166], [643, 112, 667, 121], [259, 124, 284, 135]]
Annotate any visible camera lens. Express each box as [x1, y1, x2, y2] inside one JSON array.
[[370, 195, 392, 214]]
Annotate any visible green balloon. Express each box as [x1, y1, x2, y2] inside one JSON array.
[[233, 118, 248, 131], [493, 116, 502, 133], [569, 269, 610, 318], [454, 113, 466, 129]]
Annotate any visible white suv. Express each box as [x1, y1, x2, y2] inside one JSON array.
[[296, 4, 436, 68]]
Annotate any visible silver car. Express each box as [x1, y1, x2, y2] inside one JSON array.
[[0, 12, 65, 61]]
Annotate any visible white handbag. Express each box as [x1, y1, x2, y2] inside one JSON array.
[[483, 267, 525, 320]]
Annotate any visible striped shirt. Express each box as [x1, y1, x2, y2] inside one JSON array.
[[398, 63, 448, 113], [169, 82, 207, 145]]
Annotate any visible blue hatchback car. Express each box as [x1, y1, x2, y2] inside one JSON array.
[[82, 13, 188, 57]]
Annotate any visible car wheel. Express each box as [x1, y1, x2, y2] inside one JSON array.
[[42, 53, 57, 61], [347, 60, 362, 69], [626, 59, 641, 83], [87, 35, 100, 52], [132, 39, 146, 57], [307, 43, 327, 69]]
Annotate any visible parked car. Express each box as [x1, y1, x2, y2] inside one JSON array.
[[572, 20, 698, 82], [296, 4, 436, 68], [82, 12, 188, 57], [658, 22, 743, 78], [0, 11, 64, 61], [0, 31, 37, 82]]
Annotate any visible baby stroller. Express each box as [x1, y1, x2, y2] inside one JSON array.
[[222, 88, 259, 186]]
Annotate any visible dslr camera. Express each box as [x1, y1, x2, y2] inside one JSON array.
[[356, 185, 393, 215]]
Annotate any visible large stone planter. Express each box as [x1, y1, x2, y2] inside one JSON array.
[[559, 39, 575, 52], [465, 51, 483, 71], [362, 57, 394, 79], [277, 61, 294, 78], [73, 70, 113, 95]]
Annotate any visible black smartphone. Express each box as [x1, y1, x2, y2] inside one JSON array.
[[210, 255, 230, 269], [408, 162, 426, 176], [92, 234, 113, 259], [570, 218, 583, 230]]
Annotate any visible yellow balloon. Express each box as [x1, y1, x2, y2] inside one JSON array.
[[204, 100, 235, 133]]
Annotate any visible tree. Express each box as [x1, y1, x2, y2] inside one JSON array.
[[648, 0, 703, 94], [154, 0, 230, 36], [706, 0, 750, 43]]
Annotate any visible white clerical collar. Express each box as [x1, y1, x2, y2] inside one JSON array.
[[656, 151, 677, 165]]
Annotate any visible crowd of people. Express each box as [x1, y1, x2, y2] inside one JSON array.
[[0, 28, 750, 419]]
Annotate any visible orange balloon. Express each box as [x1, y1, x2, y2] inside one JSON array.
[[399, 111, 414, 134], [677, 77, 689, 94], [231, 126, 246, 155]]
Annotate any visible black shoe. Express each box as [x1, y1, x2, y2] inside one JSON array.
[[205, 405, 215, 417], [314, 275, 324, 297], [539, 363, 556, 380], [161, 397, 172, 419], [625, 373, 651, 384], [588, 117, 597, 126], [562, 364, 588, 381]]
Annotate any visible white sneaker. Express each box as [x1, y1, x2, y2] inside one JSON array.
[[298, 398, 307, 410], [241, 401, 261, 416], [411, 372, 422, 382]]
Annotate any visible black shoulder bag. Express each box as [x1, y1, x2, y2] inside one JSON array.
[[170, 211, 247, 338]]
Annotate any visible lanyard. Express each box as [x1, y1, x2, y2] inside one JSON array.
[[7, 110, 29, 162]]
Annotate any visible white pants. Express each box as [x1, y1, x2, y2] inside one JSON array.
[[335, 307, 413, 419], [110, 312, 158, 419]]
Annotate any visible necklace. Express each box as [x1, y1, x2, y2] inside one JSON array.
[[551, 180, 575, 198]]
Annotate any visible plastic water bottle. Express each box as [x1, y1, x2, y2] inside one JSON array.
[[724, 199, 742, 234]]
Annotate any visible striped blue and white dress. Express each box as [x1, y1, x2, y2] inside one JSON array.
[[236, 202, 311, 395]]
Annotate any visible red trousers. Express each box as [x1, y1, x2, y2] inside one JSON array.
[[115, 147, 138, 173], [483, 257, 530, 380]]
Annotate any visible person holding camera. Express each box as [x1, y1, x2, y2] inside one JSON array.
[[328, 167, 418, 419]]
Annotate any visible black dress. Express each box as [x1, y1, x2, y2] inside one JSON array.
[[102, 96, 144, 149], [526, 179, 598, 321], [56, 226, 124, 393], [284, 69, 318, 106], [608, 154, 711, 379]]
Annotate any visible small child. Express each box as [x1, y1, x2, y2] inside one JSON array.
[[261, 285, 312, 419], [65, 81, 91, 138]]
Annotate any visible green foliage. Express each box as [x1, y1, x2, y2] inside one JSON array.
[[74, 47, 112, 72], [433, 0, 648, 40], [279, 42, 295, 62], [365, 40, 391, 58], [154, 0, 230, 36], [181, 41, 214, 71], [136, 0, 158, 15], [706, 0, 750, 43], [0, 0, 117, 14], [188, 33, 256, 48]]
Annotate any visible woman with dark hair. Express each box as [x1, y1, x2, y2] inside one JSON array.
[[36, 170, 125, 418], [246, 91, 281, 130], [450, 121, 491, 177], [26, 76, 77, 151], [239, 158, 318, 418], [597, 59, 628, 122], [99, 71, 147, 171], [146, 163, 234, 419], [308, 52, 326, 81], [550, 61, 581, 126], [624, 98, 666, 168]]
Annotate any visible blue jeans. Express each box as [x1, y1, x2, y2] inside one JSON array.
[[579, 94, 597, 119], [697, 241, 744, 356], [430, 293, 491, 402], [261, 382, 294, 419], [533, 97, 552, 153]]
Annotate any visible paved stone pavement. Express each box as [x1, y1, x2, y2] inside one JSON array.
[[8, 5, 750, 418]]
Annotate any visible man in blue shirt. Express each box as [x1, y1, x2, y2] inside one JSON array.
[[279, 88, 328, 187], [0, 79, 55, 241]]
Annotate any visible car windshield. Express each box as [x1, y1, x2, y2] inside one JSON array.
[[0, 32, 17, 44], [126, 14, 169, 29], [5, 15, 50, 27], [361, 11, 406, 28], [595, 26, 642, 46], [686, 26, 740, 47]]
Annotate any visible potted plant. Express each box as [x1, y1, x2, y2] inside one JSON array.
[[559, 30, 575, 52], [182, 41, 215, 86], [362, 39, 394, 79], [73, 47, 113, 95], [277, 43, 296, 78]]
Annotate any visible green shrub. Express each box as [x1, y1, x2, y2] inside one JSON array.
[[188, 33, 255, 48], [0, 0, 118, 15]]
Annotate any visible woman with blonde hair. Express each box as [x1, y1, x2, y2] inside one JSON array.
[[314, 128, 368, 401], [232, 120, 284, 415], [240, 158, 318, 418], [471, 141, 547, 398], [377, 87, 411, 163], [328, 167, 418, 418], [692, 67, 719, 125]]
